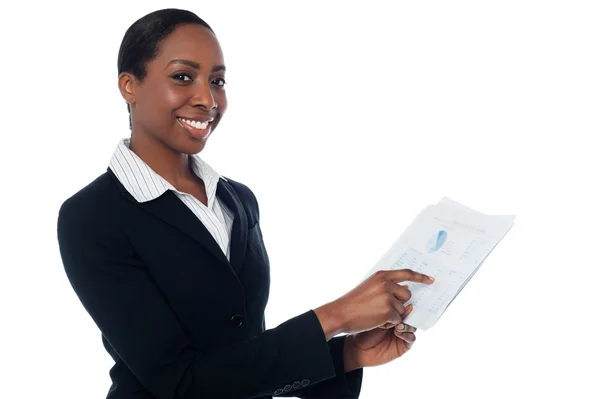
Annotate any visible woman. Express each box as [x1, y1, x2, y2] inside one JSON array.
[[57, 8, 434, 399]]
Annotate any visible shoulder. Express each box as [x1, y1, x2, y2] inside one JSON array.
[[221, 177, 261, 222], [56, 171, 134, 267], [58, 171, 121, 228], [223, 177, 258, 205]]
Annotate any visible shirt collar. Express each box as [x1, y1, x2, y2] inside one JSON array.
[[109, 138, 225, 204]]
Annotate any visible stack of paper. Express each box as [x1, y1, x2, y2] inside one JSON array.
[[361, 197, 515, 330]]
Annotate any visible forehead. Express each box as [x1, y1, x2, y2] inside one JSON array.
[[154, 24, 224, 67]]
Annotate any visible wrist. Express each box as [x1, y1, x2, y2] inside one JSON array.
[[314, 300, 346, 340]]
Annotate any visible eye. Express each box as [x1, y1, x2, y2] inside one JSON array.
[[213, 77, 227, 87], [172, 73, 192, 82]]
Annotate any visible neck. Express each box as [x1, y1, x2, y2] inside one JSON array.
[[129, 131, 194, 188]]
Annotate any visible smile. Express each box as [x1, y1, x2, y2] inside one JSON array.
[[177, 117, 213, 130], [176, 116, 214, 140]]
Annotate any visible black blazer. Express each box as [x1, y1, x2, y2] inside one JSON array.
[[57, 168, 363, 399]]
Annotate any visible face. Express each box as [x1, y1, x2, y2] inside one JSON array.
[[119, 24, 227, 154]]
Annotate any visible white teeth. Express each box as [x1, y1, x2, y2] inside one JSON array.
[[179, 118, 210, 130]]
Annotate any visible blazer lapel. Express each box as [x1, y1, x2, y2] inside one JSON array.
[[216, 178, 248, 275], [107, 168, 248, 275]]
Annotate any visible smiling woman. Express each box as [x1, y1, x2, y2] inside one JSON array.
[[56, 7, 433, 399], [117, 12, 227, 163]]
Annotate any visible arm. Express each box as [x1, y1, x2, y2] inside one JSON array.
[[278, 335, 363, 398], [237, 182, 364, 398], [57, 195, 342, 399]]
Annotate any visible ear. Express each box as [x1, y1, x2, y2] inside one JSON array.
[[118, 72, 138, 106]]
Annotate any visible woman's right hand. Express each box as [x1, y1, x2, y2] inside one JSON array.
[[314, 269, 434, 340]]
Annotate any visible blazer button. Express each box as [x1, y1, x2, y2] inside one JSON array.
[[301, 379, 310, 387], [283, 384, 292, 392], [274, 388, 284, 395], [231, 314, 243, 327], [292, 381, 301, 388]]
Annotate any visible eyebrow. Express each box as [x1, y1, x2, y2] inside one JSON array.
[[165, 59, 226, 73]]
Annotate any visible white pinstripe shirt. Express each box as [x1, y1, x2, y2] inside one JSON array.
[[109, 138, 234, 261]]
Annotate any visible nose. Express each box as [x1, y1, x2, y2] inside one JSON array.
[[190, 81, 217, 110]]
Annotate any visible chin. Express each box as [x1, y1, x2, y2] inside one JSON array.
[[172, 141, 204, 155], [185, 138, 211, 155]]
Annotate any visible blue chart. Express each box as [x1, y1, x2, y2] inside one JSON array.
[[426, 230, 447, 253]]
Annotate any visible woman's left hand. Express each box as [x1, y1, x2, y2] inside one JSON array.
[[344, 305, 417, 371]]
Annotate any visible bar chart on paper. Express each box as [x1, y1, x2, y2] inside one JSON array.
[[361, 198, 515, 330], [426, 230, 447, 253]]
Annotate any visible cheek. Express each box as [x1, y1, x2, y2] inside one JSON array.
[[164, 87, 189, 110], [211, 93, 227, 130], [137, 85, 185, 126], [216, 91, 228, 112]]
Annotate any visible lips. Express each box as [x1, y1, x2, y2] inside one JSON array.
[[176, 117, 213, 139]]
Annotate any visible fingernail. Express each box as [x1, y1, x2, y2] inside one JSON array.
[[396, 323, 405, 331], [428, 276, 435, 282]]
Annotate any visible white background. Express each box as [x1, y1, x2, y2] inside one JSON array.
[[2, 1, 599, 398]]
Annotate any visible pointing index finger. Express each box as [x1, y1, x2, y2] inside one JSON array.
[[387, 269, 435, 284]]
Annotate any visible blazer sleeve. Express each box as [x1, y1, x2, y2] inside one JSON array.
[[57, 194, 351, 399], [230, 179, 364, 398], [278, 335, 363, 398]]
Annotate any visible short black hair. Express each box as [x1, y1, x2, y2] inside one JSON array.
[[117, 8, 214, 129]]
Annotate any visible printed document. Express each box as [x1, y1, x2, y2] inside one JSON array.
[[361, 197, 515, 330]]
